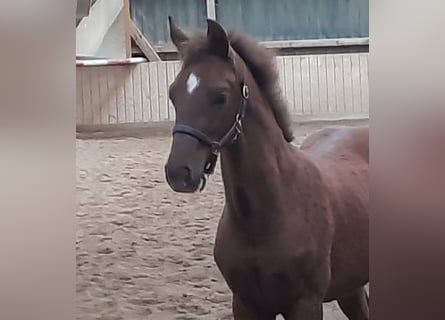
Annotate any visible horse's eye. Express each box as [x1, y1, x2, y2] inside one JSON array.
[[212, 94, 227, 107]]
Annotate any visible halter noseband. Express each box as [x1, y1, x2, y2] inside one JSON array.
[[172, 81, 249, 187]]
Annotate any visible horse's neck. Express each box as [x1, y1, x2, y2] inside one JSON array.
[[219, 87, 311, 221]]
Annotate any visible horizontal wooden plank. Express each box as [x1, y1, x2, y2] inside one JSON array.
[[153, 37, 369, 53]]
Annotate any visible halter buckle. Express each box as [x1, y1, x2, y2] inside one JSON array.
[[210, 142, 220, 156], [242, 84, 249, 99], [203, 152, 218, 175]]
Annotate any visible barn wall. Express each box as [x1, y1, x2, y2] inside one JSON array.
[[130, 0, 207, 45], [130, 0, 369, 45], [76, 53, 369, 126], [216, 0, 369, 41]]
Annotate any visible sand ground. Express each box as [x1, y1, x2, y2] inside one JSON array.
[[76, 120, 369, 320]]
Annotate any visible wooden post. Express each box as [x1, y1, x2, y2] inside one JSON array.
[[123, 0, 132, 58], [206, 0, 216, 19]]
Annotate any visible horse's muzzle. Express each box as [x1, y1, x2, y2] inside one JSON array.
[[164, 164, 202, 193]]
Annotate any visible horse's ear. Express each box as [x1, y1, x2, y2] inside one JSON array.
[[207, 19, 230, 59], [168, 16, 189, 56]]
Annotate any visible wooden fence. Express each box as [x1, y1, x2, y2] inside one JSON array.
[[76, 52, 369, 126]]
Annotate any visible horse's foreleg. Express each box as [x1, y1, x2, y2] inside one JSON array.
[[283, 298, 323, 320], [232, 295, 274, 320], [337, 287, 369, 320]]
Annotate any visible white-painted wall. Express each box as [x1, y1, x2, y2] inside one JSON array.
[[76, 0, 124, 58], [95, 10, 127, 58], [76, 53, 369, 126]]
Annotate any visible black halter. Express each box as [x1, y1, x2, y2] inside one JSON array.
[[172, 81, 249, 187]]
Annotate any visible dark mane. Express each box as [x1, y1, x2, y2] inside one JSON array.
[[228, 31, 294, 142], [181, 30, 294, 142]]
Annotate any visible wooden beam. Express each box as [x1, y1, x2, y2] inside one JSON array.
[[153, 37, 369, 53], [123, 0, 132, 58], [130, 19, 161, 61], [206, 0, 216, 19], [260, 38, 369, 49]]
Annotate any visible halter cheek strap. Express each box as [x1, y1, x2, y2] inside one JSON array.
[[172, 81, 249, 181]]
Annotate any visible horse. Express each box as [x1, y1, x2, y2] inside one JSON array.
[[164, 17, 369, 320]]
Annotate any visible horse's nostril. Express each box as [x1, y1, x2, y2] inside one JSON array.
[[165, 164, 200, 193], [165, 165, 192, 184], [178, 166, 192, 184]]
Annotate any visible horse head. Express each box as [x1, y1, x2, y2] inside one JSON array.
[[165, 17, 249, 193]]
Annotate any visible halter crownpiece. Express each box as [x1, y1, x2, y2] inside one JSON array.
[[172, 80, 250, 190]]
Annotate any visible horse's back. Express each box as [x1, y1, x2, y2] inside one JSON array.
[[300, 125, 369, 163]]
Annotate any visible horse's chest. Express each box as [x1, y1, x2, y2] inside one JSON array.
[[215, 247, 313, 311], [214, 210, 325, 310]]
